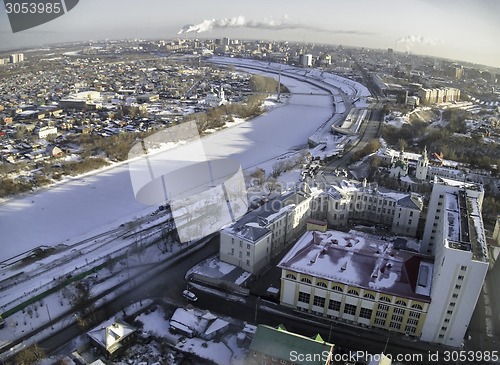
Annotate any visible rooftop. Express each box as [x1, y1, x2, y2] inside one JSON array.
[[249, 324, 334, 365], [223, 187, 311, 243], [327, 180, 423, 210], [444, 189, 488, 262], [278, 230, 433, 301], [87, 318, 136, 355]]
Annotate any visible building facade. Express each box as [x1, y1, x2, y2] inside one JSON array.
[[420, 177, 489, 347], [220, 185, 321, 274], [418, 87, 460, 105], [278, 231, 432, 338], [326, 180, 423, 237]]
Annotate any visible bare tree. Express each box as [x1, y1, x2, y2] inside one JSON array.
[[14, 344, 46, 365]]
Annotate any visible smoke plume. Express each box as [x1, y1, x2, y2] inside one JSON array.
[[396, 35, 442, 46], [178, 16, 371, 35]]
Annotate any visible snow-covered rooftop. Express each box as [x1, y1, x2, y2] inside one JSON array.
[[278, 230, 432, 301], [223, 188, 310, 243], [327, 180, 422, 210]]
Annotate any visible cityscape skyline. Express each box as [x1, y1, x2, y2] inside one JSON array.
[[0, 0, 499, 68]]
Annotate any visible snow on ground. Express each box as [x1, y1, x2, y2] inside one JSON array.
[[137, 307, 171, 338], [0, 66, 334, 263]]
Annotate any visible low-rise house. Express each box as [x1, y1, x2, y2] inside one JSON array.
[[87, 318, 137, 357]]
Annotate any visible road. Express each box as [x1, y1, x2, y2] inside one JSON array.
[[321, 106, 383, 176], [182, 284, 488, 365]]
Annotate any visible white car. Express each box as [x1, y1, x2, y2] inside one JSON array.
[[182, 290, 198, 302]]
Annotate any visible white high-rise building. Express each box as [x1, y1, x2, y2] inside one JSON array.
[[420, 177, 488, 347], [300, 54, 313, 67], [9, 53, 24, 63]]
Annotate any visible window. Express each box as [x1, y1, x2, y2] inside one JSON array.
[[286, 274, 296, 280], [411, 304, 423, 310], [344, 304, 357, 315], [460, 266, 467, 271], [449, 302, 456, 307], [298, 292, 310, 304], [246, 243, 250, 249], [455, 284, 461, 290], [301, 277, 312, 284], [408, 219, 412, 225], [328, 300, 341, 311], [389, 322, 401, 330], [239, 251, 242, 258], [446, 310, 453, 315], [444, 319, 450, 323], [395, 300, 407, 307], [393, 307, 405, 315], [332, 285, 343, 292], [313, 296, 326, 307], [379, 296, 391, 303], [363, 293, 375, 300], [359, 308, 372, 319], [407, 319, 419, 326], [391, 315, 404, 323], [441, 326, 447, 331], [231, 248, 234, 255], [457, 275, 464, 280], [405, 325, 417, 334], [376, 310, 388, 319], [246, 260, 250, 266], [347, 289, 359, 296], [378, 304, 389, 311], [316, 281, 327, 288], [247, 251, 250, 257], [409, 311, 421, 319], [374, 318, 385, 326], [410, 211, 414, 217], [452, 293, 459, 299]]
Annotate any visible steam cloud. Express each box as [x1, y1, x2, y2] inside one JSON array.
[[178, 16, 370, 35], [396, 35, 442, 46]]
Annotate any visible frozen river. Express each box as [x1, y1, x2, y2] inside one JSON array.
[[0, 64, 335, 262]]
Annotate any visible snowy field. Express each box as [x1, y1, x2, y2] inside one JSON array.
[[0, 58, 369, 263]]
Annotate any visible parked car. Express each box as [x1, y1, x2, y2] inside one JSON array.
[[182, 290, 198, 302]]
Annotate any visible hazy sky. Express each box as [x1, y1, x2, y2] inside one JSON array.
[[0, 0, 499, 68]]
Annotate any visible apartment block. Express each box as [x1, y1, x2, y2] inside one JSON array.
[[420, 177, 489, 347], [326, 180, 423, 237]]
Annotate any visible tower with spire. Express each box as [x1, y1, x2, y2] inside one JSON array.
[[415, 146, 429, 180]]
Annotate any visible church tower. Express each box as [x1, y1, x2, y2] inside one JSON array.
[[415, 146, 429, 180]]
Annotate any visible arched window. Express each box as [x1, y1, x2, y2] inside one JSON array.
[[332, 285, 343, 292], [347, 289, 359, 296], [286, 274, 296, 280], [364, 293, 375, 300], [395, 300, 407, 307], [316, 281, 327, 288], [379, 296, 391, 303], [411, 303, 423, 310], [301, 277, 312, 284]]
